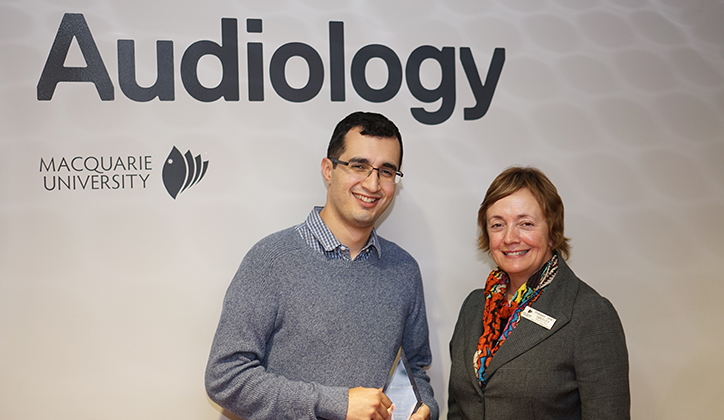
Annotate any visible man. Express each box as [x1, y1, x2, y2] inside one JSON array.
[[205, 111, 438, 420]]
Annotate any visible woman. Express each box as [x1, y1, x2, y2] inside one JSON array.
[[448, 166, 630, 419]]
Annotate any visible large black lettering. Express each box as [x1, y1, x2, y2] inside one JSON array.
[[246, 18, 264, 101], [460, 47, 505, 120], [406, 46, 455, 125], [118, 40, 174, 101], [329, 21, 345, 101], [36, 15, 505, 124], [181, 18, 239, 102], [270, 43, 324, 102], [351, 45, 402, 103], [37, 13, 114, 100]]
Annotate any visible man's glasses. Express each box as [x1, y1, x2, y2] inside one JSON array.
[[329, 158, 403, 184]]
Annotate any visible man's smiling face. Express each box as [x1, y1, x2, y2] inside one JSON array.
[[320, 126, 401, 235]]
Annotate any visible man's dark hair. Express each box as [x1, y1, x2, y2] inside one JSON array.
[[327, 111, 403, 169]]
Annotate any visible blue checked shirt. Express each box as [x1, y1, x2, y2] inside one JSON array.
[[295, 206, 381, 261]]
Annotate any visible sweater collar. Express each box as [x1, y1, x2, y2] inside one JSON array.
[[305, 206, 382, 259]]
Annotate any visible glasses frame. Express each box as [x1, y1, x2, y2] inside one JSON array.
[[329, 158, 404, 184]]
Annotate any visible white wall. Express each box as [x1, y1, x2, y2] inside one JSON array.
[[2, 1, 723, 419]]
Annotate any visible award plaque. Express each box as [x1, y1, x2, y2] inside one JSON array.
[[382, 347, 422, 420]]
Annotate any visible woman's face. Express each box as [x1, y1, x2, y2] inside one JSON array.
[[486, 188, 553, 287]]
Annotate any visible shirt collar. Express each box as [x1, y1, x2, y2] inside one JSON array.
[[305, 206, 382, 259]]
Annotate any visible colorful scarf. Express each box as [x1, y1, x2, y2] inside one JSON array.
[[473, 255, 558, 386]]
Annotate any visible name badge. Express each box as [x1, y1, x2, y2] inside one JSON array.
[[521, 306, 556, 330]]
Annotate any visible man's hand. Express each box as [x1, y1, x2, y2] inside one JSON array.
[[346, 387, 392, 420], [410, 403, 431, 420]]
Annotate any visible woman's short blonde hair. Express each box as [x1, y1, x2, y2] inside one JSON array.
[[477, 166, 571, 260]]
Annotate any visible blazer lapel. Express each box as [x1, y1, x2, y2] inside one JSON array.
[[463, 290, 487, 396], [484, 258, 580, 379]]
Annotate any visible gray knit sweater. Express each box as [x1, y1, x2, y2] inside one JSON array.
[[205, 226, 438, 420]]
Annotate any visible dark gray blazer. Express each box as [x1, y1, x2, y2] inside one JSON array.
[[448, 256, 630, 420]]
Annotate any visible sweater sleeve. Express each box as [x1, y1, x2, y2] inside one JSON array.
[[204, 242, 348, 420], [401, 261, 440, 420]]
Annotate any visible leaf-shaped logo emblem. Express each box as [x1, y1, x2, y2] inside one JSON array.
[[162, 146, 209, 199]]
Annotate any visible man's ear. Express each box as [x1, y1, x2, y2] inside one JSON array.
[[321, 157, 333, 185]]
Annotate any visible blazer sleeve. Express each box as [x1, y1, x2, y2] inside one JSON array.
[[573, 287, 630, 420], [447, 290, 485, 420]]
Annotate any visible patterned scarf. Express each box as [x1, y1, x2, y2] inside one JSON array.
[[473, 254, 558, 386]]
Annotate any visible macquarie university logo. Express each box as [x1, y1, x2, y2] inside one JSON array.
[[162, 147, 209, 199], [37, 147, 208, 199]]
